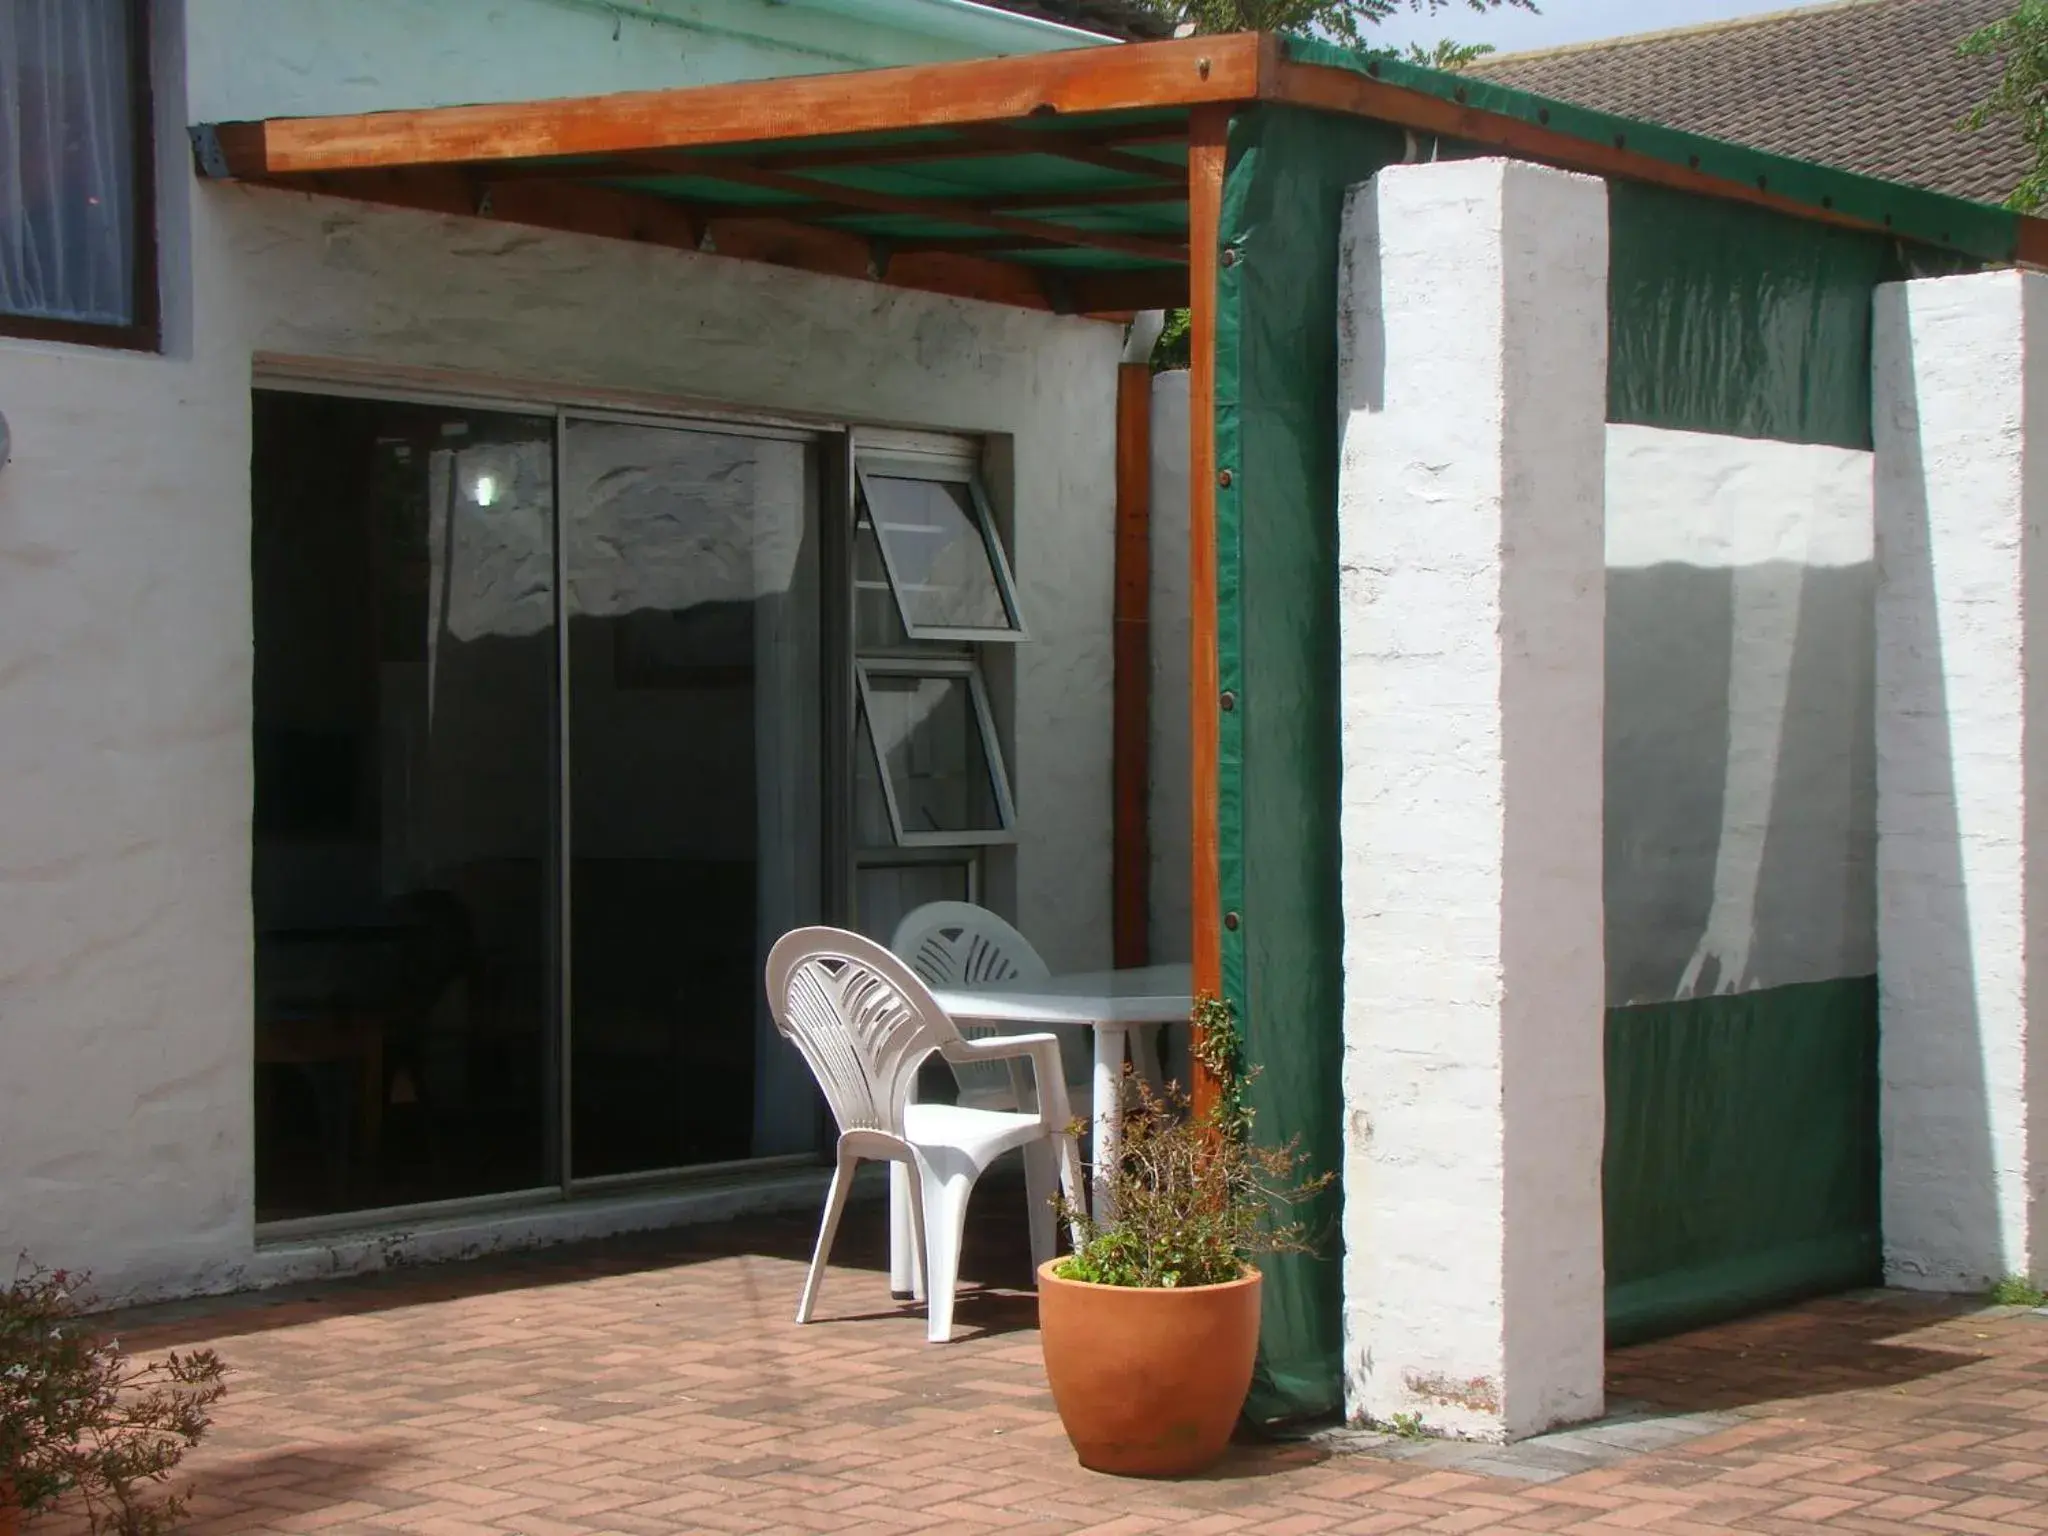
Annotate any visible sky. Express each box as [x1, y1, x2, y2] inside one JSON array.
[[1367, 0, 1844, 55]]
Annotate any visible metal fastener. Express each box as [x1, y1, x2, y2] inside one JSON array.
[[1220, 691, 1236, 712], [1224, 911, 1241, 932], [1218, 468, 1233, 488], [1220, 248, 1237, 268]]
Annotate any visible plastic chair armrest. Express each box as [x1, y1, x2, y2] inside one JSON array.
[[940, 1032, 1072, 1130]]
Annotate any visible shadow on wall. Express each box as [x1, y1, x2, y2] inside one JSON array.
[[1605, 426, 1878, 1006], [1607, 559, 1875, 1004]]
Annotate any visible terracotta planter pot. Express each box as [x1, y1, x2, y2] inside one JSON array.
[[1036, 1258, 1261, 1476]]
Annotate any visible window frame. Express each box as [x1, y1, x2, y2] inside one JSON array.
[[854, 454, 1026, 645], [854, 655, 1018, 849], [0, 0, 160, 352]]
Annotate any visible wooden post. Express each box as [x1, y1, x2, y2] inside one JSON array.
[[1113, 359, 1154, 971], [1187, 103, 1228, 1120]]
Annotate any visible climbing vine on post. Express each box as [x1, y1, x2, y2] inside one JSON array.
[[1191, 991, 1252, 1142]]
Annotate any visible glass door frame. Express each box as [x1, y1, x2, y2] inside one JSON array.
[[252, 371, 858, 1238]]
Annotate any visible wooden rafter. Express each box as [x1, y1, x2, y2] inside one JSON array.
[[757, 124, 1185, 173], [597, 150, 1187, 262], [465, 127, 1186, 190], [962, 122, 1183, 185]]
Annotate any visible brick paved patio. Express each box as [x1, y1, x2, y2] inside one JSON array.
[[41, 1183, 2048, 1535]]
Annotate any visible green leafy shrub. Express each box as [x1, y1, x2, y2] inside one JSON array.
[[1053, 994, 1330, 1289], [1989, 1273, 2048, 1308], [1, 1261, 227, 1533]]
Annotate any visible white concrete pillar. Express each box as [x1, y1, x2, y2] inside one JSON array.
[[1875, 270, 2048, 1291], [1336, 158, 1608, 1441]]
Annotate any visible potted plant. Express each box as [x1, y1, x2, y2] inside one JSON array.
[[1036, 996, 1328, 1477], [1, 1260, 228, 1534]]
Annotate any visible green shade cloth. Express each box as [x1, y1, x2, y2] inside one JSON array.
[[1214, 103, 1403, 1424], [1605, 978, 1882, 1346], [1609, 183, 1979, 448]]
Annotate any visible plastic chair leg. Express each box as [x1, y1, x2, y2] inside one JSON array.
[[906, 1159, 930, 1304], [888, 1160, 920, 1299], [1022, 1138, 1057, 1272], [796, 1145, 857, 1325], [912, 1146, 980, 1344]]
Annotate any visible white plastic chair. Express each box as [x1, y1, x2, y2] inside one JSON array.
[[890, 902, 1053, 1112], [765, 926, 1083, 1343], [890, 901, 1164, 1114]]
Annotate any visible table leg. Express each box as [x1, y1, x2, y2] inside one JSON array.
[[1092, 1023, 1129, 1222]]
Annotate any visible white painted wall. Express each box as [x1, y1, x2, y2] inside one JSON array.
[[1875, 268, 2048, 1291], [186, 0, 1104, 123], [1148, 368, 1191, 966], [0, 34, 1118, 1303], [1606, 425, 1877, 1007], [1336, 157, 1608, 1442]]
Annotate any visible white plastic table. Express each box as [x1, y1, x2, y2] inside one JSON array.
[[889, 963, 1193, 1294]]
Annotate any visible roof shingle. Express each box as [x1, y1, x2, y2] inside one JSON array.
[[1470, 0, 2029, 206]]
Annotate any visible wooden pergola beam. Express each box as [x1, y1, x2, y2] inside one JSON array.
[[201, 35, 1267, 178]]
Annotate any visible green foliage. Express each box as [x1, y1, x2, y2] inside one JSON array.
[[1404, 37, 1496, 68], [1053, 995, 1332, 1289], [1988, 1273, 2048, 1307], [1960, 0, 2048, 213], [1, 1262, 228, 1533], [1134, 0, 1534, 50], [1151, 307, 1191, 372], [1191, 991, 1251, 1141], [1137, 0, 1522, 372], [1387, 1410, 1428, 1440]]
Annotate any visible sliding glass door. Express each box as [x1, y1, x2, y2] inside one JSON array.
[[252, 392, 559, 1219], [253, 392, 826, 1223], [563, 418, 824, 1178]]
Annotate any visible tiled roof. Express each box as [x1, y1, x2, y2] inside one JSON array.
[[1470, 0, 2029, 206]]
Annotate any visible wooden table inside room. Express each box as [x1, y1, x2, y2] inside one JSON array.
[[255, 1013, 387, 1169]]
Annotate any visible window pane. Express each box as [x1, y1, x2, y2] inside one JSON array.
[[862, 671, 1006, 838], [853, 515, 912, 651], [853, 706, 896, 849], [854, 862, 972, 946], [0, 0, 139, 325], [564, 418, 824, 1175], [252, 391, 556, 1221], [863, 473, 1017, 636]]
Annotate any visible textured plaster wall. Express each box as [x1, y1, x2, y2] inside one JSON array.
[[184, 0, 1086, 122], [1336, 158, 1608, 1442], [0, 101, 1117, 1300], [1875, 269, 2048, 1290], [1606, 425, 1877, 1008]]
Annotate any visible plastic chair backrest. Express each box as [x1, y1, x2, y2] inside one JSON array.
[[889, 902, 1050, 990], [889, 903, 1051, 1105], [765, 927, 962, 1137]]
